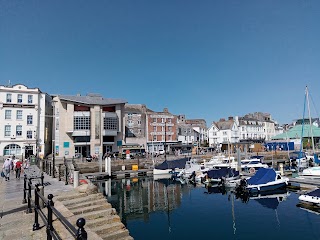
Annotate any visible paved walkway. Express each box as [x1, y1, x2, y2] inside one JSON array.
[[0, 166, 74, 239]]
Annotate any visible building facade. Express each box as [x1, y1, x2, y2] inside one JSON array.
[[124, 104, 147, 148], [0, 84, 52, 159], [146, 108, 178, 154], [52, 93, 126, 158]]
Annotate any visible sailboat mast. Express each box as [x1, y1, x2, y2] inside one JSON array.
[[306, 86, 315, 153]]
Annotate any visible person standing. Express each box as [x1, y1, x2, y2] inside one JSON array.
[[15, 159, 22, 179], [2, 158, 11, 181]]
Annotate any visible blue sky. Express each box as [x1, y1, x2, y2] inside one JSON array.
[[1, 0, 320, 126]]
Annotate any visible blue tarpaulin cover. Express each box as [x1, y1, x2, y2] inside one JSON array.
[[155, 158, 188, 170], [307, 188, 320, 197], [207, 167, 239, 179], [247, 168, 276, 185]]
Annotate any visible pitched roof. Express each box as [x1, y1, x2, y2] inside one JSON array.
[[56, 94, 127, 105], [215, 120, 234, 130], [272, 124, 320, 140]]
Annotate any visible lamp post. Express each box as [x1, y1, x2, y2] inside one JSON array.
[[164, 121, 167, 161], [52, 101, 56, 178]]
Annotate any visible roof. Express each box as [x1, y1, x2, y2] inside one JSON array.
[[215, 120, 235, 130], [272, 124, 320, 140], [56, 94, 127, 105]]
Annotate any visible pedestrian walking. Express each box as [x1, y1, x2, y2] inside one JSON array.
[[2, 158, 12, 181], [15, 159, 22, 179]]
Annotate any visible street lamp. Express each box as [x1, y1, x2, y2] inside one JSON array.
[[52, 100, 57, 178]]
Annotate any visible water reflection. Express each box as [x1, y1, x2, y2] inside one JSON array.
[[93, 178, 320, 240], [95, 176, 190, 226]]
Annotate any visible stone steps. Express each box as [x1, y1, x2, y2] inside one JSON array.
[[57, 190, 133, 240], [101, 229, 133, 240], [74, 208, 117, 220], [86, 215, 121, 228], [66, 199, 109, 210], [58, 193, 105, 206], [91, 221, 125, 235]]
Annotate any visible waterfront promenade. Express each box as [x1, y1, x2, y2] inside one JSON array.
[[0, 165, 132, 240]]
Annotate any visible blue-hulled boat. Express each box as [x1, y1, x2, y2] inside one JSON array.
[[153, 157, 189, 175], [205, 167, 240, 184], [236, 168, 289, 194], [299, 188, 320, 207]]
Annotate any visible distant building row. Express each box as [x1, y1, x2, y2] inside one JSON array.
[[0, 84, 282, 158]]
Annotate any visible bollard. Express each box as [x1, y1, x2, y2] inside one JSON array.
[[41, 172, 44, 186], [65, 164, 69, 185], [58, 164, 62, 181], [49, 162, 52, 176], [46, 194, 54, 240], [33, 184, 40, 231], [22, 174, 27, 204], [279, 163, 284, 176], [74, 171, 79, 188], [76, 218, 88, 240], [38, 185, 45, 208], [27, 178, 33, 213]]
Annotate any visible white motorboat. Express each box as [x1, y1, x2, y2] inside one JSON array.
[[153, 157, 188, 175], [203, 154, 237, 169], [177, 158, 209, 179], [300, 166, 320, 178], [241, 159, 269, 173], [235, 168, 289, 194], [298, 188, 320, 206]]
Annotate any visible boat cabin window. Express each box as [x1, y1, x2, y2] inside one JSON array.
[[277, 175, 281, 180]]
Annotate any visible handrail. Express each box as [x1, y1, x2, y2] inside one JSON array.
[[33, 184, 87, 240]]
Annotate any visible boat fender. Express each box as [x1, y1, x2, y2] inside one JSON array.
[[249, 167, 255, 174]]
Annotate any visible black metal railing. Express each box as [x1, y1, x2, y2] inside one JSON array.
[[43, 159, 72, 185], [22, 173, 44, 213], [33, 184, 87, 240]]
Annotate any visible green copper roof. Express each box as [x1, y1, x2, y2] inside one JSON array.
[[272, 124, 320, 140]]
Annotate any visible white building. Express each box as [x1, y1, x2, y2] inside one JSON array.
[[207, 117, 239, 146], [0, 84, 52, 159], [52, 93, 126, 159]]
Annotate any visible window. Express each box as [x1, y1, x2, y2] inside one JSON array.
[[28, 95, 33, 104], [27, 130, 33, 139], [153, 118, 157, 123], [153, 135, 157, 141], [161, 118, 165, 123], [17, 94, 22, 103], [74, 116, 90, 130], [3, 144, 21, 155], [4, 125, 11, 137], [16, 125, 22, 136], [137, 120, 141, 125], [5, 110, 11, 120], [17, 110, 23, 120], [153, 126, 157, 132], [6, 93, 12, 103], [128, 113, 132, 119], [104, 117, 118, 130], [27, 115, 33, 125], [168, 118, 172, 123], [168, 126, 172, 131]]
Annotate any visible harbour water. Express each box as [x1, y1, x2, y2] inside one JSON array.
[[95, 177, 320, 240]]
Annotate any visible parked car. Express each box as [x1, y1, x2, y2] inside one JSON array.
[[86, 155, 93, 162], [159, 149, 165, 155]]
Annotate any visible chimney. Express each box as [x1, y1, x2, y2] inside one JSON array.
[[228, 116, 233, 120]]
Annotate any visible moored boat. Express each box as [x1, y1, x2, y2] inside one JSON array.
[[235, 168, 289, 194], [153, 157, 188, 175], [298, 188, 320, 207]]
